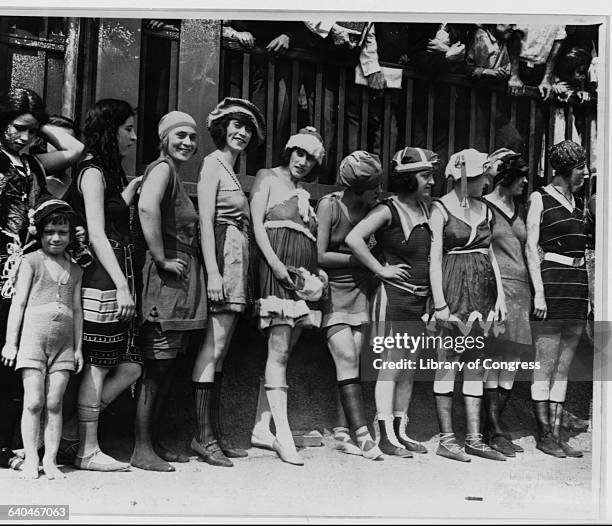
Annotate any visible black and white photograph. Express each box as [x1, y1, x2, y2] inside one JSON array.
[[0, 2, 609, 523]]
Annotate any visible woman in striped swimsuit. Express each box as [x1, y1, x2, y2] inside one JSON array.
[[347, 147, 437, 458], [526, 140, 589, 458]]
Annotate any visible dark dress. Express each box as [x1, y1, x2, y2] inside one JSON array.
[[65, 158, 141, 367], [319, 192, 372, 329], [0, 149, 49, 428], [370, 197, 431, 340], [434, 199, 498, 338], [256, 187, 320, 330], [537, 187, 588, 320]]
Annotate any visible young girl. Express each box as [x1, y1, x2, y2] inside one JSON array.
[[1, 198, 84, 479]]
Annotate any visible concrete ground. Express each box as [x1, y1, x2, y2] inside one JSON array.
[[0, 317, 598, 522], [1, 426, 594, 522]]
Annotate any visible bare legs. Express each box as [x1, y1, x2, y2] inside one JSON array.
[[21, 369, 70, 479]]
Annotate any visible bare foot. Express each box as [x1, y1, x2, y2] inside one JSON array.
[[20, 460, 40, 480], [42, 462, 66, 480]]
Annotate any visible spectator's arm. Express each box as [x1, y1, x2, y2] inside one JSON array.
[[359, 23, 382, 77], [304, 20, 335, 39], [539, 39, 563, 100], [507, 28, 525, 96]]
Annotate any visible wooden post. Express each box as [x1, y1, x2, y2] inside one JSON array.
[[60, 18, 80, 119]]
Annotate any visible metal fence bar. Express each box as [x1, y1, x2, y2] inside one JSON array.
[[239, 52, 251, 176], [546, 104, 556, 182], [565, 105, 575, 141]]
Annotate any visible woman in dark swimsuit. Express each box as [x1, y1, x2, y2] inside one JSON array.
[[347, 147, 438, 458]]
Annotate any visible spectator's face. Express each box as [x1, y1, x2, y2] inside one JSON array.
[[40, 220, 70, 256], [167, 126, 197, 163], [415, 170, 435, 198], [289, 148, 317, 180], [225, 119, 253, 153], [467, 174, 487, 197], [494, 25, 513, 40], [116, 116, 137, 158], [2, 113, 39, 154], [572, 65, 588, 84]]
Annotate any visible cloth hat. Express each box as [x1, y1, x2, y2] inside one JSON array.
[[206, 97, 266, 144], [549, 140, 587, 173], [446, 148, 488, 208], [445, 149, 489, 180], [158, 111, 197, 141], [28, 197, 75, 236], [486, 149, 527, 187], [392, 147, 440, 174], [337, 151, 382, 190], [285, 126, 326, 165], [483, 148, 517, 173]]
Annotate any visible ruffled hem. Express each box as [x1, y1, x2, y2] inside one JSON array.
[[423, 310, 505, 339], [256, 296, 321, 329]]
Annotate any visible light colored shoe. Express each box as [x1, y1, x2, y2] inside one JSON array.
[[272, 439, 304, 466], [73, 448, 130, 472], [250, 432, 275, 451], [436, 433, 470, 462]]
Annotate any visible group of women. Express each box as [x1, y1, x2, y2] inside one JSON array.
[[0, 86, 591, 475]]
